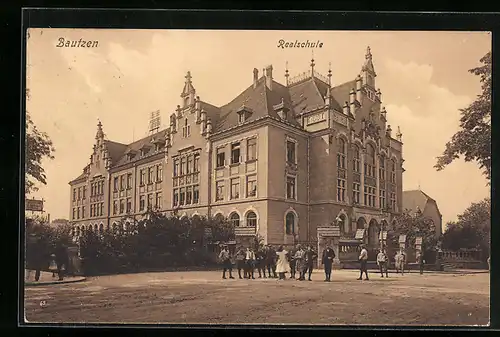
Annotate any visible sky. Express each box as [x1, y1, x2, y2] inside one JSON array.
[[26, 29, 491, 229]]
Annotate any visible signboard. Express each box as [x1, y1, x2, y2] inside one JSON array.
[[26, 198, 44, 212], [355, 229, 365, 240], [149, 110, 161, 133], [378, 231, 388, 240], [317, 226, 340, 237], [415, 237, 423, 245], [398, 235, 407, 243]]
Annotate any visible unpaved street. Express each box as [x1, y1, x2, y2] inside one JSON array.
[[24, 270, 489, 326]]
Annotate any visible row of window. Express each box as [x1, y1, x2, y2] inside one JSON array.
[[215, 174, 257, 201], [91, 180, 105, 197], [113, 198, 132, 215], [139, 192, 163, 212], [225, 210, 296, 235], [72, 206, 86, 220], [139, 164, 163, 186], [337, 179, 397, 210], [173, 153, 200, 177], [90, 202, 104, 217], [72, 186, 87, 202], [114, 173, 133, 192], [216, 138, 257, 168], [338, 139, 397, 183], [173, 185, 200, 207]]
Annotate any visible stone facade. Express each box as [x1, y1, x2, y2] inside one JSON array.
[[69, 47, 404, 256]]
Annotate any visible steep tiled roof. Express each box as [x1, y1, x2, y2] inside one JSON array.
[[330, 80, 356, 110], [113, 129, 168, 167], [402, 189, 436, 214], [104, 140, 128, 164]]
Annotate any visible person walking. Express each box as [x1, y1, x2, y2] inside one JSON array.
[[394, 251, 402, 275], [245, 247, 256, 279], [256, 246, 267, 278], [288, 245, 297, 279], [265, 245, 277, 278], [275, 245, 289, 280], [417, 252, 425, 275], [377, 249, 388, 278], [234, 246, 246, 279], [293, 245, 306, 281], [357, 244, 369, 280], [55, 242, 69, 281], [399, 250, 406, 275], [218, 245, 235, 279], [322, 245, 335, 282], [304, 245, 317, 281]]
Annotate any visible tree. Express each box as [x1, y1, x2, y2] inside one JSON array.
[[387, 211, 439, 255], [25, 89, 56, 194], [442, 198, 490, 257], [435, 51, 491, 181]]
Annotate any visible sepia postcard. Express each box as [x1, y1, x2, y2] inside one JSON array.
[[23, 28, 491, 326]]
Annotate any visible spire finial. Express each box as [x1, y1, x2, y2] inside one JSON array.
[[327, 62, 332, 87], [285, 61, 289, 86], [310, 51, 315, 77], [96, 119, 104, 139], [366, 46, 372, 59], [185, 71, 192, 82]]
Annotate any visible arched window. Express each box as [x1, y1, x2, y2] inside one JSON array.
[[365, 144, 375, 177], [214, 213, 225, 224], [246, 211, 257, 227], [379, 155, 386, 180], [229, 212, 240, 227], [391, 158, 397, 183], [337, 138, 346, 169], [353, 145, 360, 173], [285, 212, 295, 235], [99, 223, 104, 233]]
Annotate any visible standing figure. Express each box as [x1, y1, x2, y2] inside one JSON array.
[[265, 245, 277, 278], [417, 252, 425, 275], [48, 253, 58, 278], [357, 244, 369, 280], [293, 245, 306, 281], [55, 242, 69, 281], [275, 245, 289, 280], [218, 245, 234, 279], [304, 245, 317, 281], [377, 249, 388, 278], [288, 246, 298, 279], [234, 246, 246, 279], [322, 245, 335, 282], [245, 247, 256, 279], [256, 246, 267, 278]]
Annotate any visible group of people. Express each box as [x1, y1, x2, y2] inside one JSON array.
[[28, 239, 69, 282], [218, 243, 338, 282]]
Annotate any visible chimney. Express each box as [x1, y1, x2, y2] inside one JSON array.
[[253, 68, 259, 88], [265, 65, 273, 90]]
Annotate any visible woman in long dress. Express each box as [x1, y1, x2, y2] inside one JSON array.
[[275, 245, 289, 280]]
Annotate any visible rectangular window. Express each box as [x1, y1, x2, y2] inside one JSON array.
[[73, 189, 76, 202], [173, 189, 179, 207], [77, 207, 80, 219], [156, 165, 162, 182], [238, 112, 245, 123], [155, 192, 162, 209], [231, 142, 241, 164], [246, 175, 257, 197], [120, 175, 125, 191], [380, 190, 386, 209], [140, 169, 146, 185], [120, 199, 125, 214], [100, 203, 104, 216], [286, 140, 296, 164], [127, 173, 132, 189], [173, 159, 180, 177], [72, 208, 76, 220], [186, 187, 192, 204], [216, 148, 225, 168], [139, 195, 145, 211], [179, 188, 185, 205], [353, 183, 360, 204], [126, 198, 132, 213], [215, 181, 224, 201], [337, 178, 346, 202], [78, 188, 81, 200], [180, 157, 186, 175], [391, 171, 396, 184], [187, 155, 193, 174], [230, 178, 240, 199], [286, 176, 296, 200], [247, 138, 257, 161], [82, 206, 85, 219], [113, 200, 118, 215], [364, 186, 376, 207], [193, 185, 199, 204], [390, 192, 396, 210], [194, 154, 200, 172], [147, 194, 153, 208], [148, 167, 154, 184], [82, 186, 86, 199]]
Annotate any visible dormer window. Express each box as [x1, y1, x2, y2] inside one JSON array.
[[182, 118, 191, 138], [184, 96, 189, 108], [151, 137, 165, 152], [126, 149, 137, 161], [237, 105, 253, 124], [140, 144, 151, 157]]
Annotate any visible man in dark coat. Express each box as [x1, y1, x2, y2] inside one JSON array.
[[288, 246, 298, 279], [417, 252, 425, 275], [218, 245, 235, 279], [322, 245, 335, 282], [55, 242, 69, 281], [256, 247, 267, 278], [234, 246, 246, 279], [265, 245, 277, 278], [304, 245, 318, 281]]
